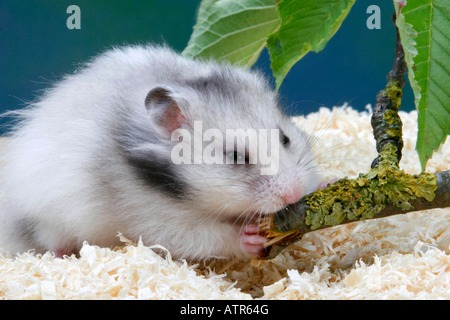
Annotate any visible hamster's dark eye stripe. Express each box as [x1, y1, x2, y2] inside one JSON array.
[[126, 155, 187, 198], [115, 124, 187, 199]]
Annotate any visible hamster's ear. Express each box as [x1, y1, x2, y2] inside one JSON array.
[[145, 87, 187, 137]]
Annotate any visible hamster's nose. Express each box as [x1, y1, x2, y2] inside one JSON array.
[[281, 185, 303, 206]]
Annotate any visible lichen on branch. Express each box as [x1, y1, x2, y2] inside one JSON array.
[[258, 15, 447, 260]]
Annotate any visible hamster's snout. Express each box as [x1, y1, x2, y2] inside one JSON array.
[[280, 184, 304, 206]]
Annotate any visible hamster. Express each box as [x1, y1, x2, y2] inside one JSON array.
[[0, 45, 321, 260]]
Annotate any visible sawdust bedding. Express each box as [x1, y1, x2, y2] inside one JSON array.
[[0, 105, 448, 300]]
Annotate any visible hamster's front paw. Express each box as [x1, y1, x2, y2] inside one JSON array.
[[240, 224, 267, 258]]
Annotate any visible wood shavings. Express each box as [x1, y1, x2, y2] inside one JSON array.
[[0, 106, 449, 299], [0, 238, 250, 299], [263, 242, 449, 299]]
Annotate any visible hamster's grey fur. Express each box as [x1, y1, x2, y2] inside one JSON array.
[[0, 46, 320, 260]]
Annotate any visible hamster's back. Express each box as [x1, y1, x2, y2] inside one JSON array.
[[0, 46, 202, 254]]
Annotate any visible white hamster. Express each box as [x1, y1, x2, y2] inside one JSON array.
[[0, 45, 321, 260]]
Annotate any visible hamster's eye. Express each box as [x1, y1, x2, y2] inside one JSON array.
[[279, 129, 290, 146], [281, 133, 290, 146], [226, 151, 248, 164]]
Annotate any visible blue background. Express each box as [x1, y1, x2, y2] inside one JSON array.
[[0, 0, 414, 135]]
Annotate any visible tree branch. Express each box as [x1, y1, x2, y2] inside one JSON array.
[[259, 14, 450, 260], [260, 170, 449, 259], [371, 16, 406, 169]]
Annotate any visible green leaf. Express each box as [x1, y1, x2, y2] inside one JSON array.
[[267, 0, 356, 90], [182, 0, 280, 68], [395, 0, 450, 171]]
